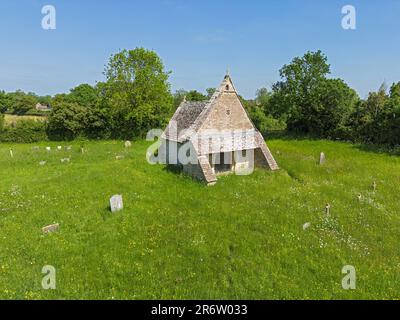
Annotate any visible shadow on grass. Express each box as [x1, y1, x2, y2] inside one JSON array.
[[266, 130, 400, 157], [350, 143, 400, 157], [163, 164, 183, 174]]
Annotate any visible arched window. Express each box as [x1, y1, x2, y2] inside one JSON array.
[[225, 85, 229, 91]]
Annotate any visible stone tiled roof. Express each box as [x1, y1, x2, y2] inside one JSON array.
[[162, 75, 242, 142], [163, 100, 208, 141]]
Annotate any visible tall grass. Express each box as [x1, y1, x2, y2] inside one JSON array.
[[0, 139, 399, 299]]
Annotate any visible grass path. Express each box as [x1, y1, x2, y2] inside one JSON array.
[[0, 139, 399, 299]]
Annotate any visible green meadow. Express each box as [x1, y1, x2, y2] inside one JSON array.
[[0, 139, 399, 299]]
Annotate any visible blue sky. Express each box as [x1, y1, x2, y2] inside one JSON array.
[[0, 0, 399, 99]]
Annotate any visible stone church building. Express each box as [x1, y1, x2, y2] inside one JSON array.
[[160, 75, 279, 185]]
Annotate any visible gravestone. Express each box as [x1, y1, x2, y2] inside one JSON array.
[[57, 146, 62, 151], [325, 203, 331, 216], [42, 223, 59, 234], [32, 146, 40, 151], [46, 147, 51, 152], [116, 155, 124, 160], [303, 222, 311, 230], [125, 141, 132, 148], [372, 181, 377, 192], [39, 161, 46, 166], [9, 149, 13, 158], [110, 195, 123, 213], [61, 158, 70, 163], [319, 152, 326, 165], [66, 146, 72, 151]]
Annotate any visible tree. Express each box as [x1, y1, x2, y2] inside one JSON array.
[[310, 78, 358, 138], [0, 91, 9, 113], [68, 84, 99, 108], [47, 102, 89, 140], [206, 88, 216, 98], [185, 90, 208, 101], [12, 92, 38, 115], [0, 112, 4, 131], [104, 47, 173, 138], [272, 50, 358, 137], [173, 89, 187, 109], [255, 88, 271, 108], [350, 82, 400, 145]]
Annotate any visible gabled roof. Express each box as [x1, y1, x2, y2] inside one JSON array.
[[162, 75, 246, 142], [162, 100, 208, 141]]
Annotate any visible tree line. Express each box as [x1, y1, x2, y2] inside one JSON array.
[[0, 48, 399, 146]]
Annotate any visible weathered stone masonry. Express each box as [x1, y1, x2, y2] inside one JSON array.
[[160, 75, 279, 185]]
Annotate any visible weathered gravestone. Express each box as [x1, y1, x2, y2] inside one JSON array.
[[325, 203, 331, 216], [39, 161, 47, 166], [303, 222, 311, 230], [60, 158, 70, 163], [125, 141, 132, 148], [319, 152, 326, 165], [110, 195, 123, 213], [46, 147, 51, 152], [57, 146, 62, 151], [116, 155, 124, 160], [42, 223, 59, 234]]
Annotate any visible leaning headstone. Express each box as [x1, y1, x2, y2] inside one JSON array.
[[125, 140, 132, 148], [9, 149, 13, 158], [110, 195, 123, 213], [319, 152, 326, 165], [42, 223, 59, 234], [39, 161, 47, 166]]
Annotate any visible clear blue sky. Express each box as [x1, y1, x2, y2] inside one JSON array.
[[0, 0, 399, 99]]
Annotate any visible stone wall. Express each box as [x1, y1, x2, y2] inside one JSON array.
[[198, 92, 254, 132]]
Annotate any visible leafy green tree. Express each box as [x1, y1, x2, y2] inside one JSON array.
[[37, 95, 52, 106], [173, 89, 187, 109], [272, 50, 358, 137], [206, 88, 216, 98], [68, 84, 99, 108], [310, 79, 358, 138], [104, 47, 173, 138], [0, 112, 4, 131], [185, 90, 208, 101], [0, 91, 8, 113], [13, 92, 38, 115], [47, 102, 89, 140], [255, 88, 271, 108], [350, 82, 400, 145]]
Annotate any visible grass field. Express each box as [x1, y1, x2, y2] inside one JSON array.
[[0, 139, 399, 299], [4, 114, 47, 125]]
